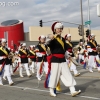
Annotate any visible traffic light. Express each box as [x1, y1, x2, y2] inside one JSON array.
[[78, 25, 82, 36], [39, 20, 43, 27], [86, 29, 90, 37]]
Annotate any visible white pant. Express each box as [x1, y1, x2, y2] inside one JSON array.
[[10, 65, 13, 75], [66, 59, 78, 75], [0, 64, 13, 84], [88, 56, 95, 71], [29, 61, 36, 73], [19, 63, 31, 76], [48, 62, 76, 88], [95, 55, 100, 71], [36, 62, 48, 78]]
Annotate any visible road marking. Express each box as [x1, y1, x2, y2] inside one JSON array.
[[2, 85, 100, 100]]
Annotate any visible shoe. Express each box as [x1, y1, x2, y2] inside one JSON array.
[[89, 70, 93, 73], [20, 75, 24, 78], [9, 82, 14, 86], [50, 93, 56, 97], [50, 88, 56, 97], [28, 74, 32, 77], [0, 83, 3, 86], [74, 73, 80, 77], [71, 90, 81, 97], [3, 77, 6, 80], [38, 77, 41, 81]]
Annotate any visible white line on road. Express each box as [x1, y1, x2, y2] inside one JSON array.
[[2, 85, 100, 100]]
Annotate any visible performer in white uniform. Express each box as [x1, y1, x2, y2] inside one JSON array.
[[65, 34, 80, 76], [0, 38, 14, 85], [46, 22, 81, 97]]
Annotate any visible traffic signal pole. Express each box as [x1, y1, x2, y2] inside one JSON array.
[[80, 0, 84, 42], [87, 0, 91, 35]]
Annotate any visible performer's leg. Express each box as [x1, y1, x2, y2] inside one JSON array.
[[70, 62, 80, 77], [88, 56, 94, 72], [36, 62, 41, 80], [31, 61, 35, 73], [95, 55, 100, 72], [4, 64, 14, 85], [49, 63, 61, 96], [43, 62, 48, 75], [60, 62, 81, 96], [3, 70, 6, 80], [10, 65, 14, 75], [24, 63, 31, 77], [19, 63, 24, 77]]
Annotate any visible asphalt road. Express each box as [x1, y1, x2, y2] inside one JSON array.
[[0, 66, 100, 100]]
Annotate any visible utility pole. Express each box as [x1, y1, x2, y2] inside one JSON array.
[[80, 0, 84, 42], [87, 0, 91, 35]]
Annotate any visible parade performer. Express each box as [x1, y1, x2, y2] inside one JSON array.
[[46, 22, 81, 97], [28, 45, 36, 74], [35, 35, 48, 81], [0, 38, 14, 85], [18, 43, 32, 77], [87, 34, 100, 72], [65, 34, 80, 76]]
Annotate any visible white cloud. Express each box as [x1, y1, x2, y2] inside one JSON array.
[[0, 0, 100, 31]]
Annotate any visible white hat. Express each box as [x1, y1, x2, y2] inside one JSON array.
[[54, 22, 63, 29], [30, 45, 34, 48], [15, 51, 18, 54], [65, 34, 71, 39], [22, 43, 26, 46], [33, 45, 35, 47], [91, 33, 95, 37], [38, 35, 46, 40], [8, 47, 11, 50], [1, 38, 7, 43]]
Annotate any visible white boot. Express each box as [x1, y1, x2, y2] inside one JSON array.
[[69, 86, 81, 97], [50, 88, 56, 97]]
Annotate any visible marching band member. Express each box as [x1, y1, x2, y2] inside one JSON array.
[[65, 34, 80, 77], [18, 43, 32, 77], [28, 45, 36, 74], [46, 22, 81, 97], [87, 34, 100, 72], [35, 35, 48, 81], [0, 38, 14, 85]]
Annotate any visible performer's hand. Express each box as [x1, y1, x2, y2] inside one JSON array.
[[93, 50, 97, 52], [48, 34, 54, 40], [3, 56, 7, 59]]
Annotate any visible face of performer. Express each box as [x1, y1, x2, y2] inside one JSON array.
[[55, 28, 63, 35], [1, 42, 7, 47], [22, 46, 26, 50], [91, 36, 95, 40], [40, 38, 45, 43], [31, 47, 33, 50], [67, 36, 71, 41], [80, 42, 83, 46]]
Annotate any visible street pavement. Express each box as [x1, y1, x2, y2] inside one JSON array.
[[0, 66, 100, 100]]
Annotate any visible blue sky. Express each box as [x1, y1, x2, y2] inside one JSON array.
[[0, 0, 100, 32]]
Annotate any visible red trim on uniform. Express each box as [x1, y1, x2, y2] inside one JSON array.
[[28, 56, 35, 58], [19, 55, 27, 58], [52, 54, 65, 58], [67, 49, 72, 52], [92, 48, 96, 50]]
